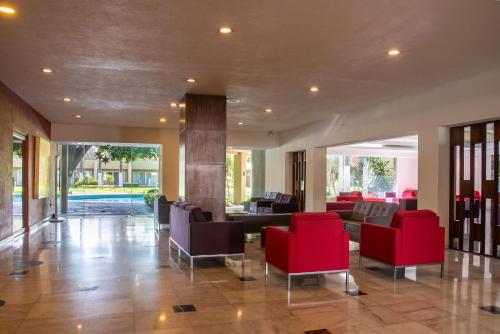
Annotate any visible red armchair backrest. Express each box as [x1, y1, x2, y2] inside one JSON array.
[[391, 210, 444, 265], [293, 218, 348, 272], [289, 212, 340, 232], [402, 189, 418, 198]]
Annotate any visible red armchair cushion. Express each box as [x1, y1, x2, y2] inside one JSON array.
[[390, 209, 436, 228]]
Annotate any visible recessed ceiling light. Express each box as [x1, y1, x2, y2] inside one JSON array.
[[179, 103, 186, 109], [309, 86, 319, 93], [238, 122, 244, 126], [159, 117, 167, 123], [170, 102, 178, 108], [42, 68, 53, 74], [265, 108, 272, 113], [186, 78, 196, 83], [387, 49, 401, 56], [227, 98, 240, 104], [63, 97, 72, 102], [75, 114, 81, 119], [0, 6, 15, 14], [219, 27, 233, 34]]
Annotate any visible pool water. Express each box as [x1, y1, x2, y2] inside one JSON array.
[[13, 193, 146, 203]]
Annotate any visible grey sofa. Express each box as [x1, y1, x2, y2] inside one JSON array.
[[334, 201, 399, 242]]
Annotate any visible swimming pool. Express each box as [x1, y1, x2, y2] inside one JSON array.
[[13, 194, 146, 203]]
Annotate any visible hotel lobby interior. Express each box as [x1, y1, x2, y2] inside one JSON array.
[[1, 1, 500, 333]]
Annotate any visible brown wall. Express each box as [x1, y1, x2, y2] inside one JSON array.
[[0, 82, 52, 241]]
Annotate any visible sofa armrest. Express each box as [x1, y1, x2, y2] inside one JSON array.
[[190, 221, 244, 256], [360, 224, 401, 266], [364, 215, 392, 227], [271, 203, 299, 214], [331, 210, 353, 220]]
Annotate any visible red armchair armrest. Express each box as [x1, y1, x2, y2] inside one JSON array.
[[360, 223, 402, 266], [265, 226, 296, 272]]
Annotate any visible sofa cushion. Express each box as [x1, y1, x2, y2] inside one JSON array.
[[351, 201, 373, 222], [391, 209, 436, 228], [190, 207, 208, 222], [369, 202, 399, 217], [344, 220, 362, 242]]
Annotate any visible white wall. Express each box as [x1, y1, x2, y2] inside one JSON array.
[[396, 157, 418, 196], [265, 68, 500, 245]]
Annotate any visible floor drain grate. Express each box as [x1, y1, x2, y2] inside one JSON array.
[[345, 290, 367, 296], [173, 304, 196, 312], [304, 329, 332, 334], [79, 285, 99, 292], [481, 306, 500, 314], [10, 271, 28, 276], [239, 276, 256, 281], [0, 300, 5, 307]]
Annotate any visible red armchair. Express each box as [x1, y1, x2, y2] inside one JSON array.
[[360, 210, 445, 279], [265, 212, 350, 290], [337, 191, 363, 202]]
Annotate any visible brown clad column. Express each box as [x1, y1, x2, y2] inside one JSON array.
[[179, 94, 226, 221]]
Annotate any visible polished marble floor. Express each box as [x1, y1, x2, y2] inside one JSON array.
[[0, 216, 499, 333]]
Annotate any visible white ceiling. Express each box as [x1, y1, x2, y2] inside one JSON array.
[[327, 135, 418, 157], [1, 1, 500, 131]]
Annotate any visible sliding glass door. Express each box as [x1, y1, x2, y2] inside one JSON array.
[[12, 131, 26, 233], [59, 143, 161, 216]]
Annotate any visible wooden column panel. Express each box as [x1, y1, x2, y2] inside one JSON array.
[[179, 94, 226, 221]]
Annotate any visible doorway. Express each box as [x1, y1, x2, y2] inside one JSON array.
[[450, 121, 499, 257], [12, 131, 27, 233], [58, 143, 162, 216]]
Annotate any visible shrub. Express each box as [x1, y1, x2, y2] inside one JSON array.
[[123, 183, 139, 188], [75, 176, 98, 187], [144, 189, 159, 207]]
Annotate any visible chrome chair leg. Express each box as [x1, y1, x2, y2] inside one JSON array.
[[440, 263, 444, 277], [345, 270, 349, 291], [241, 254, 245, 277]]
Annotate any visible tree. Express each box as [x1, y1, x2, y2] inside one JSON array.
[[95, 146, 159, 185], [326, 156, 339, 197], [350, 157, 364, 191], [365, 157, 395, 193]]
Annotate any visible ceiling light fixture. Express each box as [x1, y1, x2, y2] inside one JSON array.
[[387, 49, 401, 56], [179, 103, 186, 109], [42, 68, 53, 74], [238, 122, 244, 126], [75, 114, 81, 119], [219, 27, 233, 34], [170, 102, 177, 108], [63, 97, 72, 102], [186, 78, 196, 83], [159, 117, 167, 123], [0, 6, 15, 14], [265, 108, 272, 113], [309, 86, 319, 93]]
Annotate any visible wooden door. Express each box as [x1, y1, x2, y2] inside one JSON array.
[[291, 151, 306, 212]]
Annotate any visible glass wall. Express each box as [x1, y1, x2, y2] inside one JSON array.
[[326, 155, 396, 200], [59, 143, 161, 216], [225, 149, 252, 207], [12, 133, 25, 233]]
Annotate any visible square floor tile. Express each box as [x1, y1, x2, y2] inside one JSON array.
[[173, 304, 196, 313], [480, 306, 500, 314], [346, 290, 367, 296]]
